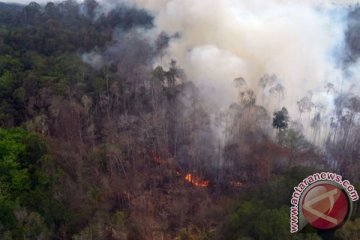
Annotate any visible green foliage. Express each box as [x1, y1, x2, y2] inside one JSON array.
[[10, 208, 50, 240], [175, 227, 211, 240], [0, 70, 14, 96], [217, 167, 322, 240], [0, 128, 62, 237], [0, 55, 22, 74], [284, 129, 308, 149], [292, 233, 322, 240], [12, 87, 25, 103], [273, 107, 289, 144], [0, 1, 338, 239], [0, 2, 157, 237], [335, 218, 360, 240], [220, 201, 290, 240], [152, 66, 166, 82], [114, 210, 126, 226], [246, 166, 318, 209], [272, 107, 289, 130]]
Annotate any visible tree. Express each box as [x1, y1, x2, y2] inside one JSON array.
[[234, 77, 247, 104], [273, 107, 289, 130], [273, 107, 289, 144], [269, 83, 285, 110], [297, 96, 313, 120], [325, 82, 336, 94], [258, 74, 276, 105], [24, 2, 41, 24], [217, 201, 290, 240], [239, 89, 256, 107], [83, 0, 99, 19], [284, 129, 310, 166], [0, 128, 62, 238], [165, 60, 184, 90]]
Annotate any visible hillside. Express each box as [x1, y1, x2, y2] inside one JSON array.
[[0, 1, 359, 239]]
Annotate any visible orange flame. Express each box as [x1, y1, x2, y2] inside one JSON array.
[[184, 173, 209, 187]]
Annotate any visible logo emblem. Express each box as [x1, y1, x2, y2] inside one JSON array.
[[301, 183, 350, 230]]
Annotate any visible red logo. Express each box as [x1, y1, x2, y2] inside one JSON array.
[[301, 183, 350, 230]]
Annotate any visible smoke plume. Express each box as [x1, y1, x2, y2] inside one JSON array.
[[146, 1, 348, 112], [96, 0, 360, 144]]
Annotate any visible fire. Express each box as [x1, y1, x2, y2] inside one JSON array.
[[150, 148, 209, 187], [184, 173, 209, 187]]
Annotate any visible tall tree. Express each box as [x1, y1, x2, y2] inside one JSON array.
[[273, 107, 289, 144]]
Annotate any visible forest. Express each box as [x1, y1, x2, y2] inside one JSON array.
[[0, 0, 359, 239]]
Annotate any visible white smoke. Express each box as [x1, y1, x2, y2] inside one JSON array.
[[98, 0, 358, 145], [2, 0, 358, 145], [97, 0, 360, 147], [3, 1, 354, 119], [145, 1, 347, 115]]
